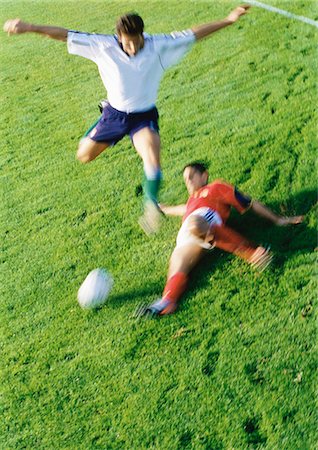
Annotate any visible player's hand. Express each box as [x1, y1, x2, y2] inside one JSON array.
[[276, 215, 304, 226], [3, 18, 30, 35], [227, 5, 250, 23]]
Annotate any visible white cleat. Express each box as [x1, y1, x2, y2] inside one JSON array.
[[138, 201, 163, 235]]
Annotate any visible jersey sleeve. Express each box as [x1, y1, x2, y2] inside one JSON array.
[[234, 187, 252, 212], [153, 30, 196, 70], [67, 31, 113, 62], [208, 181, 252, 215]]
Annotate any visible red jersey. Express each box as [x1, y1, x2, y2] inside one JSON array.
[[183, 180, 251, 223]]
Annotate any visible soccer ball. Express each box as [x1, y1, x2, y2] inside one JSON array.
[[77, 268, 113, 309]]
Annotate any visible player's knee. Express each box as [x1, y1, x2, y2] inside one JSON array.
[[76, 144, 93, 163], [77, 152, 91, 163]]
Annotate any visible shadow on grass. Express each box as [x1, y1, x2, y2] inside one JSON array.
[[183, 189, 317, 302], [228, 188, 317, 252], [107, 282, 160, 308]]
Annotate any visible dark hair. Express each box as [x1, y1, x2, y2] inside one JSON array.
[[116, 13, 144, 35], [183, 161, 209, 174]]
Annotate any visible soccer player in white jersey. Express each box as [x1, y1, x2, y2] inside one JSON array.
[[4, 6, 250, 233]]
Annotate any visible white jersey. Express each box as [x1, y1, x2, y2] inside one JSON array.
[[67, 30, 195, 113]]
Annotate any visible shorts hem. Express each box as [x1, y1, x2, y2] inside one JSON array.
[[130, 122, 160, 140], [88, 135, 116, 146]]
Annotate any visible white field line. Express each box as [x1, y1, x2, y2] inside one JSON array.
[[246, 0, 318, 28]]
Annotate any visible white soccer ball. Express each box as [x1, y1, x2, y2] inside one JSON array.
[[77, 268, 113, 309]]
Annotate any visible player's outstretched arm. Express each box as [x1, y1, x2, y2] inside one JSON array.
[[3, 19, 68, 41], [251, 200, 303, 226], [159, 203, 187, 217], [192, 5, 250, 40]]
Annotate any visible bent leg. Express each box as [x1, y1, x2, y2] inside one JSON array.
[[76, 137, 111, 163], [213, 224, 257, 261], [213, 224, 272, 270]]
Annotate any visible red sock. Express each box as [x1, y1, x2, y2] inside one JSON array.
[[162, 272, 188, 304]]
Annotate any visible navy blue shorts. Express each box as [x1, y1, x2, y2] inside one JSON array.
[[85, 103, 159, 145]]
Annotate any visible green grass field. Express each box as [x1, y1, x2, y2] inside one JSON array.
[[1, 1, 317, 448]]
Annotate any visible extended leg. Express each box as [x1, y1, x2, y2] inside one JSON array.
[[132, 127, 162, 234], [142, 244, 206, 316]]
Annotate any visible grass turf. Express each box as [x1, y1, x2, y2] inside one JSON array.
[[1, 1, 317, 448]]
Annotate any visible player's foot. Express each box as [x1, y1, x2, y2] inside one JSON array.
[[139, 201, 163, 235], [249, 246, 273, 272], [134, 298, 176, 318], [276, 215, 303, 226], [148, 298, 177, 315]]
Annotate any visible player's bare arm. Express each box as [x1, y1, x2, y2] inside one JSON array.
[[159, 203, 187, 217], [3, 19, 68, 41], [251, 200, 303, 226], [192, 5, 250, 40]]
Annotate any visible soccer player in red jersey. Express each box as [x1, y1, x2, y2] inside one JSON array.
[[136, 162, 303, 317]]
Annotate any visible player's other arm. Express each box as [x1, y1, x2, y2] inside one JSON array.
[[159, 203, 187, 217], [3, 19, 68, 41], [251, 200, 303, 226], [192, 5, 250, 41]]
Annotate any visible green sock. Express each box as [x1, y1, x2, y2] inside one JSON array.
[[143, 175, 161, 204]]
